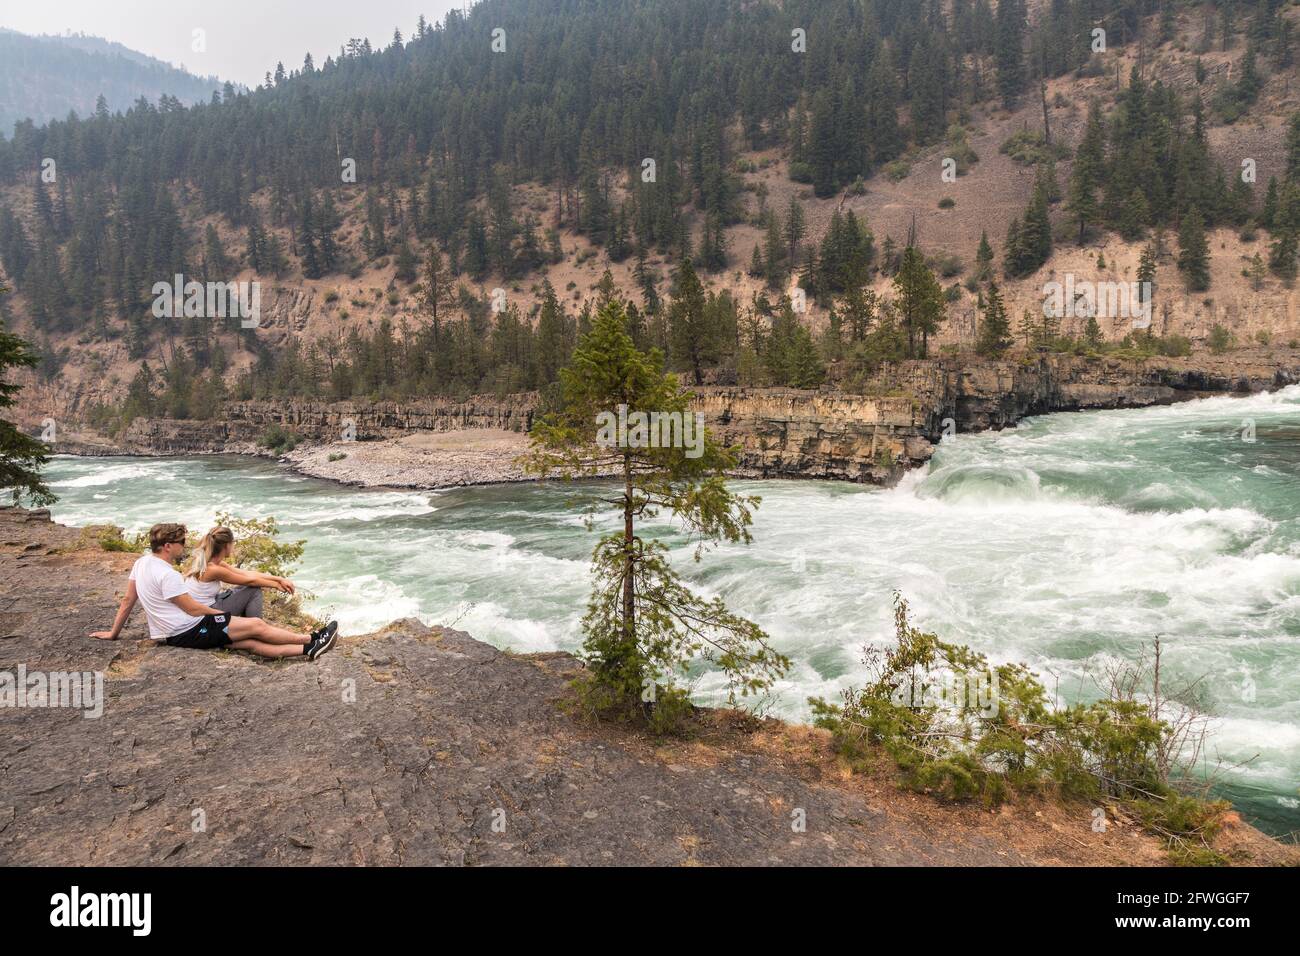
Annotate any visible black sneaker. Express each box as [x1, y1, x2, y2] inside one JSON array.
[[306, 621, 338, 660]]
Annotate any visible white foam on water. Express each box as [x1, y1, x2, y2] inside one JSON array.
[[50, 462, 158, 488]]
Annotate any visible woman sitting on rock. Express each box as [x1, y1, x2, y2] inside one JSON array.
[[183, 526, 295, 620]]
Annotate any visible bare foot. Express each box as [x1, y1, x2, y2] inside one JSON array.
[[89, 631, 118, 641]]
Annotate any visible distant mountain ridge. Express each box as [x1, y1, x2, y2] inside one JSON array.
[[0, 28, 225, 135]]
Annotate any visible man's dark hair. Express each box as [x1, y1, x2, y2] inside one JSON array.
[[149, 523, 187, 552]]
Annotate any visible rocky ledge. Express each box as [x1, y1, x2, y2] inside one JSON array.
[[1, 507, 1294, 866]]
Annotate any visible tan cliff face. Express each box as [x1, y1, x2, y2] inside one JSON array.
[[692, 387, 926, 483], [42, 350, 1300, 487]]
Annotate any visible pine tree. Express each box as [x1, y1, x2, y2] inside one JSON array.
[[995, 0, 1026, 108], [633, 247, 660, 315], [1084, 315, 1103, 350], [763, 212, 785, 288], [1004, 217, 1025, 277], [1249, 252, 1267, 290], [1137, 243, 1158, 305], [535, 280, 572, 386], [0, 285, 54, 505], [202, 224, 231, 280], [299, 195, 322, 279], [808, 92, 838, 198], [893, 245, 946, 358], [975, 230, 994, 282], [784, 197, 807, 267], [975, 278, 1012, 357], [315, 194, 341, 273], [668, 258, 713, 385], [394, 238, 417, 284], [261, 232, 289, 278], [523, 300, 787, 713], [245, 218, 265, 274], [1067, 101, 1105, 243], [1177, 206, 1211, 291], [418, 244, 453, 325]]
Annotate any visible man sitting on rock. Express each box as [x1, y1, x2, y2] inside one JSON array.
[[90, 523, 338, 659]]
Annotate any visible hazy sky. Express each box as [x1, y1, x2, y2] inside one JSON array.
[[0, 0, 468, 86]]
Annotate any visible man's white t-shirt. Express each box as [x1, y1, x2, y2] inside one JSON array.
[[130, 554, 204, 639]]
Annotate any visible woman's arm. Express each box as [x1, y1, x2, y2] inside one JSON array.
[[206, 563, 294, 593], [90, 580, 138, 640]]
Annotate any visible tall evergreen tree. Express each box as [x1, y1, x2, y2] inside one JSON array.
[[1177, 206, 1211, 292], [893, 245, 945, 358], [523, 300, 788, 715], [976, 278, 1012, 357]]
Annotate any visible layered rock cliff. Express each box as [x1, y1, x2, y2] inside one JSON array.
[[37, 349, 1300, 487]]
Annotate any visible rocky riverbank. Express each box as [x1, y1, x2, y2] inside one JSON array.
[[284, 429, 533, 488], [2, 505, 1294, 866], [32, 348, 1300, 489]]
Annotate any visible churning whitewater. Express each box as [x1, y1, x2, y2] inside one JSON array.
[[44, 386, 1300, 833]]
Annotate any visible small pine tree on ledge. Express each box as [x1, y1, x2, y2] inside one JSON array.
[[524, 297, 788, 727]]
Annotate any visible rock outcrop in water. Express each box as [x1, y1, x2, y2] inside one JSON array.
[[3, 506, 1293, 866], [35, 349, 1300, 487]]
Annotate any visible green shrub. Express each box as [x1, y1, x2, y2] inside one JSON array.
[[1131, 795, 1231, 866], [812, 593, 1229, 862], [930, 251, 964, 278], [207, 512, 304, 578], [1208, 324, 1234, 354], [96, 527, 147, 552], [1156, 334, 1193, 357], [884, 159, 911, 182], [1000, 128, 1070, 166], [257, 424, 300, 454], [944, 124, 979, 174]]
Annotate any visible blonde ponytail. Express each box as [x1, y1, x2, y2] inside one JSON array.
[[184, 527, 234, 579]]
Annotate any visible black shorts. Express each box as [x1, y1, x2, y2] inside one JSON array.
[[165, 614, 232, 649]]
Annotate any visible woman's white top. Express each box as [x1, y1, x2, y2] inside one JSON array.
[[184, 574, 222, 605]]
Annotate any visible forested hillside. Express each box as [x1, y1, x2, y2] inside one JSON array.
[[0, 29, 223, 136], [1, 0, 1299, 428]]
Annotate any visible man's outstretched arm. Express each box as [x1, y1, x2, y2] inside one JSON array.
[[90, 580, 138, 640], [169, 593, 222, 618]]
